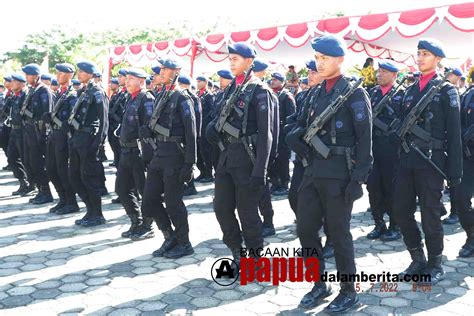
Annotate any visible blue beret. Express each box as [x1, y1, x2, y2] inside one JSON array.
[[22, 63, 41, 75], [146, 78, 151, 85], [55, 63, 75, 73], [418, 38, 446, 58], [158, 57, 182, 69], [311, 35, 346, 57], [301, 77, 308, 85], [266, 79, 272, 85], [72, 79, 81, 85], [151, 65, 161, 75], [378, 59, 400, 73], [228, 42, 257, 58], [126, 68, 148, 79], [94, 72, 102, 78], [12, 73, 26, 83], [110, 78, 119, 85], [305, 60, 317, 71], [271, 72, 285, 82], [41, 74, 52, 81], [253, 58, 268, 72], [51, 78, 58, 86], [4, 76, 12, 82], [217, 69, 234, 80], [118, 69, 128, 76], [461, 75, 466, 80], [451, 67, 463, 77], [413, 71, 421, 78], [77, 61, 99, 75], [196, 76, 208, 82], [178, 74, 192, 85]]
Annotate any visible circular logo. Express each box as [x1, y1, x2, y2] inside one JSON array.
[[211, 257, 239, 286]]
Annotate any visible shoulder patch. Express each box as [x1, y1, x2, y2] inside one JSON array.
[[351, 101, 367, 122], [447, 88, 459, 108], [94, 91, 103, 103]]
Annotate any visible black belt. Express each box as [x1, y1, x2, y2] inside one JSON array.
[[121, 147, 140, 153], [374, 129, 391, 137], [11, 124, 22, 129], [412, 138, 445, 150], [120, 140, 138, 148], [328, 145, 355, 156], [155, 135, 183, 143], [225, 135, 243, 144], [76, 127, 95, 133]]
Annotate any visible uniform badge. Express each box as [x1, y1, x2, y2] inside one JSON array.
[[336, 121, 343, 129], [94, 91, 103, 103], [351, 101, 367, 122], [447, 88, 459, 108]]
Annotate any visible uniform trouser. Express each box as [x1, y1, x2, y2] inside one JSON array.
[[0, 125, 10, 159], [393, 167, 444, 256], [68, 140, 103, 216], [297, 176, 355, 276], [258, 183, 273, 221], [198, 136, 214, 177], [211, 144, 220, 172], [366, 153, 398, 225], [142, 164, 189, 243], [23, 124, 49, 191], [46, 130, 76, 204], [116, 148, 146, 217], [453, 159, 474, 231], [269, 144, 291, 187], [449, 186, 458, 216], [7, 128, 27, 181], [108, 126, 121, 166], [289, 160, 305, 214], [213, 161, 263, 251]]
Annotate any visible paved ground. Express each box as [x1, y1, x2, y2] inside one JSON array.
[[0, 149, 473, 315]]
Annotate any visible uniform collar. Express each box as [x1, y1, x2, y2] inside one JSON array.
[[324, 75, 343, 93], [198, 87, 207, 96], [14, 90, 21, 97], [380, 83, 394, 96], [130, 90, 141, 99], [419, 71, 437, 92]]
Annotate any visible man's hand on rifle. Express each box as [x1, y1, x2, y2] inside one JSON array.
[[139, 125, 153, 139], [286, 127, 311, 159], [41, 112, 52, 125]]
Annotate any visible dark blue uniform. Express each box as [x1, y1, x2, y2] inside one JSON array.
[[45, 85, 80, 214], [21, 82, 53, 203], [108, 88, 128, 166], [116, 89, 154, 236], [0, 91, 11, 161], [366, 84, 404, 239], [69, 81, 109, 226], [196, 89, 215, 181], [453, 86, 474, 257]]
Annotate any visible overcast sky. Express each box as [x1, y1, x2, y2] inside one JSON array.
[[1, 0, 467, 55]]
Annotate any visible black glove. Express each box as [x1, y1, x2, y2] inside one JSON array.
[[206, 123, 221, 144], [448, 177, 461, 188], [179, 163, 194, 183], [344, 181, 364, 204], [139, 125, 153, 139], [286, 127, 311, 158], [249, 176, 265, 190], [41, 112, 52, 124]]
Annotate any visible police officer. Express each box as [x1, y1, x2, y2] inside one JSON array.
[[43, 63, 80, 215], [69, 60, 109, 227], [287, 35, 372, 312], [178, 74, 202, 197], [41, 74, 52, 87], [454, 70, 474, 257], [195, 75, 215, 183], [21, 63, 54, 205], [116, 68, 155, 240], [268, 71, 296, 196], [206, 42, 274, 260], [252, 60, 278, 237], [72, 79, 81, 91], [139, 57, 197, 259], [51, 79, 59, 94], [150, 65, 163, 97], [393, 39, 462, 285], [0, 77, 12, 170], [366, 59, 404, 241], [6, 74, 35, 196], [108, 69, 128, 168]]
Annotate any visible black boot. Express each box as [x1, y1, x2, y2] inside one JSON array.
[[152, 229, 177, 257], [56, 203, 80, 215], [12, 180, 28, 196], [131, 217, 155, 241], [299, 282, 332, 309], [322, 240, 335, 259], [20, 184, 37, 197], [459, 226, 474, 258], [230, 248, 241, 277], [324, 282, 358, 313], [262, 218, 276, 237], [121, 214, 142, 238], [443, 213, 459, 225], [49, 193, 67, 213], [380, 224, 402, 241], [399, 246, 427, 279], [422, 255, 444, 285], [367, 220, 387, 239], [111, 197, 121, 204], [183, 185, 198, 196], [164, 241, 194, 259], [32, 188, 54, 205]]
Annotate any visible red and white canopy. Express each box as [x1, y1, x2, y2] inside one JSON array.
[[109, 2, 474, 76]]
